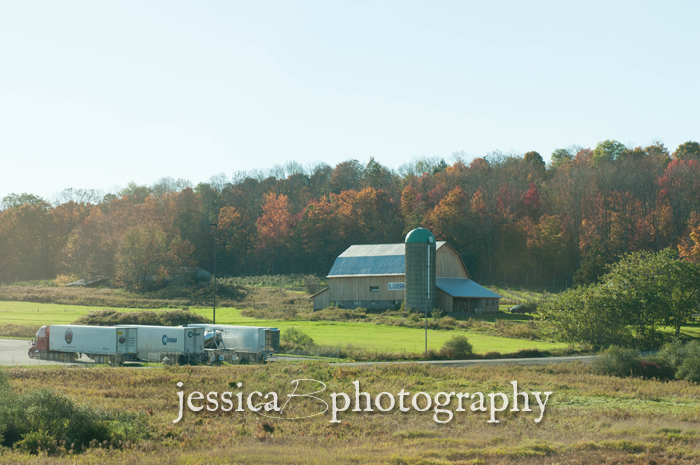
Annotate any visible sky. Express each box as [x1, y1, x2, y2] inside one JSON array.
[[1, 1, 699, 201]]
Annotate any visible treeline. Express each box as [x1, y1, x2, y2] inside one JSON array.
[[2, 140, 700, 288]]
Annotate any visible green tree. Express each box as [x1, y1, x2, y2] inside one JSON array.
[[542, 249, 700, 346], [550, 148, 573, 168], [600, 250, 666, 344], [654, 250, 700, 337], [1, 193, 49, 210], [673, 141, 700, 161], [592, 140, 627, 164]]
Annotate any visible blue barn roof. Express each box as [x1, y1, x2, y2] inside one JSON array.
[[435, 278, 501, 299], [327, 242, 446, 277]]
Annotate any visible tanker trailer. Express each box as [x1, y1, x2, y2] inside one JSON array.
[[188, 324, 280, 363]]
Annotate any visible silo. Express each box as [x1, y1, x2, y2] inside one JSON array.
[[404, 227, 436, 314]]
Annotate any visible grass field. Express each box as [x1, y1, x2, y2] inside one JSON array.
[[1, 362, 699, 464], [0, 301, 568, 354]]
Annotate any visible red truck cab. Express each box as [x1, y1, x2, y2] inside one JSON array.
[[28, 325, 49, 358]]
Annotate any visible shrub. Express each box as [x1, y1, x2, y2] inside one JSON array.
[[657, 339, 700, 382], [0, 323, 41, 338], [281, 328, 315, 351], [674, 341, 700, 383], [0, 369, 9, 390], [521, 300, 539, 314], [495, 319, 540, 340], [512, 349, 547, 358], [437, 316, 457, 330], [593, 346, 641, 378], [73, 308, 210, 326], [441, 335, 473, 359], [15, 430, 60, 455], [659, 339, 687, 369], [303, 275, 322, 295], [431, 308, 445, 319], [0, 387, 148, 454], [53, 274, 77, 287], [637, 357, 676, 381]]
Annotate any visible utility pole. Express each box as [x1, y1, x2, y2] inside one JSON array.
[[210, 223, 218, 324], [425, 238, 430, 357]]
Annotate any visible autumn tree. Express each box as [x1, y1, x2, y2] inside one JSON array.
[[115, 223, 168, 290], [256, 193, 294, 272]]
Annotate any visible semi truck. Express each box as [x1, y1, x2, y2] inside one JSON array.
[[27, 324, 279, 365], [28, 325, 138, 364]]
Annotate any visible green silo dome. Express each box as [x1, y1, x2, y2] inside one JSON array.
[[405, 227, 435, 243]]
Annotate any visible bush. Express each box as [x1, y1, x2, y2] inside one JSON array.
[[303, 275, 322, 295], [495, 319, 540, 340], [593, 346, 641, 378], [638, 357, 676, 381], [73, 308, 211, 326], [659, 339, 687, 369], [437, 316, 457, 330], [0, 323, 41, 338], [0, 368, 9, 390], [281, 328, 315, 351], [657, 339, 700, 382], [0, 387, 148, 454], [441, 335, 473, 359], [512, 349, 548, 358], [15, 430, 60, 455], [674, 340, 700, 383]]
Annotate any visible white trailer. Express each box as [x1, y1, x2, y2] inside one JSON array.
[[188, 324, 280, 363], [42, 325, 138, 364], [117, 325, 205, 363]]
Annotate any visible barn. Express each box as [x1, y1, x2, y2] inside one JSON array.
[[312, 228, 501, 314]]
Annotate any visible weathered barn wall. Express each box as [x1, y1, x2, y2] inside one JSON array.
[[328, 275, 405, 303], [436, 245, 469, 279], [312, 288, 330, 311], [436, 288, 453, 313]]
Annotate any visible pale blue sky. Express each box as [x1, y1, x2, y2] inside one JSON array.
[[1, 1, 698, 200]]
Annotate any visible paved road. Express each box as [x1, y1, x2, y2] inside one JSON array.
[[336, 355, 597, 367], [270, 353, 597, 367], [0, 339, 93, 366], [0, 339, 597, 367]]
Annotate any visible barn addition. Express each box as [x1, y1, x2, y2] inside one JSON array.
[[312, 228, 501, 315]]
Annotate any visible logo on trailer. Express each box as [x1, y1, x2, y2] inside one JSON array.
[[162, 335, 178, 345], [188, 331, 193, 338], [65, 328, 73, 344], [119, 336, 126, 344]]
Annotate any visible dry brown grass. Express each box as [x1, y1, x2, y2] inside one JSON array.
[[1, 361, 699, 464]]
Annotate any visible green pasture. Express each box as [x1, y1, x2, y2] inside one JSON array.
[[0, 301, 567, 354], [198, 307, 567, 353], [0, 302, 173, 325]]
